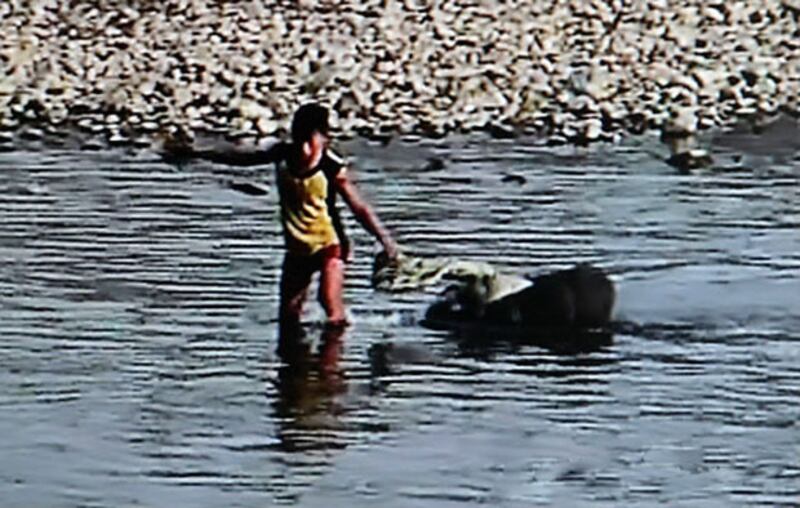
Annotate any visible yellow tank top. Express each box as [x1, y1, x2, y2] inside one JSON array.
[[275, 145, 346, 256]]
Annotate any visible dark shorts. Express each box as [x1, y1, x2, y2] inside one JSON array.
[[281, 244, 342, 291]]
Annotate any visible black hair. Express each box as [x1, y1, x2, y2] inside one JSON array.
[[291, 103, 330, 143]]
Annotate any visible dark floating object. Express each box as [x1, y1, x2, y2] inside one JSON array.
[[369, 341, 441, 376], [133, 136, 154, 149], [666, 149, 713, 172], [501, 173, 526, 185], [422, 263, 617, 355], [81, 138, 105, 151], [362, 127, 393, 146], [157, 126, 195, 164], [228, 181, 268, 196], [422, 157, 445, 171], [488, 122, 517, 139], [108, 133, 130, 147], [0, 131, 13, 151], [8, 182, 47, 196], [424, 263, 615, 329], [19, 128, 44, 141]]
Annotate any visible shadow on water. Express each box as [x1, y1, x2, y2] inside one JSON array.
[[427, 320, 614, 358], [369, 318, 617, 384]]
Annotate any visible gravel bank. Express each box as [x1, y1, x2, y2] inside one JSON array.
[[1, 0, 799, 148]]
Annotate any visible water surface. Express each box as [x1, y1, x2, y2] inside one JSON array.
[[1, 125, 799, 507]]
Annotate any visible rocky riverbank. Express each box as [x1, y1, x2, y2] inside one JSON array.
[[1, 0, 799, 150]]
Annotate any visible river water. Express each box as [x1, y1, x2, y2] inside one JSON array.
[[1, 122, 799, 507]]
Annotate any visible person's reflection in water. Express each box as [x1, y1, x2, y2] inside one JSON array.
[[273, 321, 348, 453]]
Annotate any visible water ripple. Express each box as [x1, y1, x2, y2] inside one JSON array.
[[1, 137, 799, 506]]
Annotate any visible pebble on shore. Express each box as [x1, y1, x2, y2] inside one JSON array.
[[0, 0, 799, 149]]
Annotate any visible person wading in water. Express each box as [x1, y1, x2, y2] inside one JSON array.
[[171, 103, 398, 355]]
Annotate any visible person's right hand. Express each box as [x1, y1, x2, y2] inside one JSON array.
[[382, 239, 399, 260]]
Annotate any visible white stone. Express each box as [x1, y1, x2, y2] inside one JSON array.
[[584, 118, 603, 141], [256, 116, 278, 135]]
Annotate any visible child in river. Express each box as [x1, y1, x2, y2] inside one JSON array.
[[172, 103, 397, 335]]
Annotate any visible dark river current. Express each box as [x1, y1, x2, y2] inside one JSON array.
[[1, 122, 799, 507]]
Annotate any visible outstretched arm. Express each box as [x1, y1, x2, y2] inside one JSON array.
[[161, 138, 285, 167], [195, 145, 281, 166], [333, 169, 398, 259]]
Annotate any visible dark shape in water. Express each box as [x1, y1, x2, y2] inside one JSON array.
[[423, 264, 616, 353], [426, 264, 615, 327], [422, 156, 446, 171], [488, 122, 517, 139], [501, 173, 526, 185], [663, 134, 713, 172], [368, 341, 442, 377], [666, 149, 713, 172], [228, 180, 269, 196], [451, 323, 614, 356]]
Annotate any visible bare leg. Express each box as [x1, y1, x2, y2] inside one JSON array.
[[318, 322, 346, 377], [318, 254, 347, 325]]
